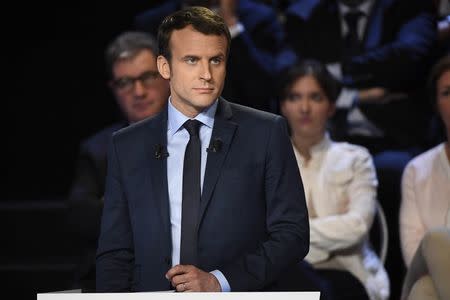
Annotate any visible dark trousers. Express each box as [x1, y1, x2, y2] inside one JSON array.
[[317, 269, 369, 300], [267, 261, 368, 300]]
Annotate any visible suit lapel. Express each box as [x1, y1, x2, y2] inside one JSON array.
[[143, 108, 171, 246], [199, 99, 237, 224], [363, 0, 390, 50]]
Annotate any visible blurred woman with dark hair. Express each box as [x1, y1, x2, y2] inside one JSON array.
[[279, 60, 389, 300]]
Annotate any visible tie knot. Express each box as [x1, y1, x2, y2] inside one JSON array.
[[183, 119, 202, 137], [344, 10, 364, 28]]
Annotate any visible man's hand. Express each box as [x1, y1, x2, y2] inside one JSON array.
[[165, 265, 221, 292], [358, 87, 387, 103], [358, 87, 408, 104]]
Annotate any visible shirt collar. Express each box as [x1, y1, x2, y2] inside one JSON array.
[[311, 132, 332, 153], [293, 132, 332, 166], [339, 0, 373, 16], [167, 97, 218, 135]]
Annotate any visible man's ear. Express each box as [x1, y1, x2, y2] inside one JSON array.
[[157, 55, 171, 80]]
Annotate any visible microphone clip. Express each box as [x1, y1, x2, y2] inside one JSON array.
[[154, 144, 169, 159], [206, 138, 223, 153]]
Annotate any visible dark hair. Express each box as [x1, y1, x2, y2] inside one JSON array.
[[157, 6, 231, 62], [105, 31, 158, 80], [278, 60, 342, 104], [428, 54, 450, 109]]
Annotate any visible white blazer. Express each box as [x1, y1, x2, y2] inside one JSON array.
[[400, 143, 450, 266], [293, 134, 390, 300]]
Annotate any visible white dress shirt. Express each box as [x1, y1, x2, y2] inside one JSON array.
[[166, 99, 230, 291]]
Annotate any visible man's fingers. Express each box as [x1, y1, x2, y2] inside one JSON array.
[[166, 264, 193, 280], [176, 281, 196, 292], [171, 273, 189, 286], [176, 282, 186, 292]]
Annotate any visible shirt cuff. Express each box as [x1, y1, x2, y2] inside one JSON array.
[[336, 88, 358, 109], [326, 62, 342, 80], [228, 22, 245, 39], [210, 270, 231, 292]]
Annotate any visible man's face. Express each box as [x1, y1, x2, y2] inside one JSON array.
[[111, 49, 170, 123], [157, 25, 227, 117]]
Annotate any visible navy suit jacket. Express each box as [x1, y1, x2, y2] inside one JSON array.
[[96, 98, 310, 292], [134, 0, 283, 112]]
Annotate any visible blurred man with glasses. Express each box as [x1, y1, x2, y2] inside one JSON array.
[[66, 31, 170, 292]]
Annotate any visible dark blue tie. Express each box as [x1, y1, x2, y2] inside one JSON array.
[[344, 10, 365, 58], [180, 119, 202, 265]]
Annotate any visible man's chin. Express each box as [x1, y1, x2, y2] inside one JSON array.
[[192, 95, 218, 107]]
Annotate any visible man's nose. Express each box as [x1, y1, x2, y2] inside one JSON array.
[[200, 61, 212, 81], [133, 79, 146, 96]]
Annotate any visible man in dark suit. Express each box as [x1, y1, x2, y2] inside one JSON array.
[[67, 31, 170, 291], [134, 0, 284, 112], [279, 0, 437, 298], [96, 6, 309, 292], [281, 0, 436, 149]]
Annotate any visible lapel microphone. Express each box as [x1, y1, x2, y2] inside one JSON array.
[[206, 138, 222, 153], [154, 144, 169, 159]]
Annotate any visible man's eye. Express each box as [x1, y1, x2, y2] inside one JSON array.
[[211, 58, 222, 65], [185, 57, 197, 64], [114, 78, 133, 89], [140, 71, 160, 84]]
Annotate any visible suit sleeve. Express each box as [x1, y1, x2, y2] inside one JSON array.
[[223, 5, 284, 112], [96, 136, 135, 292], [221, 116, 310, 291], [66, 142, 104, 242], [344, 0, 437, 89]]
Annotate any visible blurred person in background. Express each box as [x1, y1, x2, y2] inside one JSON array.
[[278, 1, 437, 296], [279, 60, 389, 300], [66, 31, 170, 292], [400, 55, 450, 300]]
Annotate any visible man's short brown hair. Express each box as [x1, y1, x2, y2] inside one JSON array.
[[157, 6, 231, 62]]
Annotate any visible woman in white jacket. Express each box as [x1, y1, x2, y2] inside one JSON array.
[[400, 55, 450, 300], [279, 60, 390, 300]]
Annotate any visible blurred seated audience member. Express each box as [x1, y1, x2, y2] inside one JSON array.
[[279, 60, 389, 300], [280, 0, 436, 150], [400, 228, 450, 300], [400, 55, 450, 269], [279, 1, 437, 296], [66, 31, 170, 292], [134, 0, 283, 112]]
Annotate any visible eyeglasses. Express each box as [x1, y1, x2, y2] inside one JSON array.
[[111, 71, 161, 92]]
